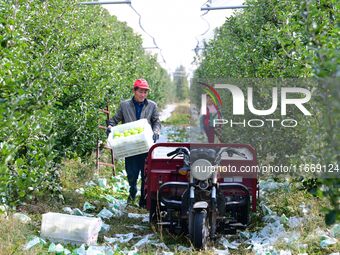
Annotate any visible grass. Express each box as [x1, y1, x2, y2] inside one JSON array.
[[257, 182, 339, 254], [162, 103, 191, 126], [0, 153, 339, 254], [59, 158, 94, 190], [0, 216, 45, 255], [0, 155, 113, 255]]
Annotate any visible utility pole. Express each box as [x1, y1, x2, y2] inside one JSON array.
[[201, 5, 248, 11]]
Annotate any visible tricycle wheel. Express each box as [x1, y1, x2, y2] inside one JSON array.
[[192, 211, 209, 249], [149, 199, 160, 223], [237, 196, 250, 225]]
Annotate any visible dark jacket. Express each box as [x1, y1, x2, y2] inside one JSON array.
[[108, 98, 161, 134]]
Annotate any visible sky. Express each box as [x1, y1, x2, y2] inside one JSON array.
[[102, 0, 244, 77]]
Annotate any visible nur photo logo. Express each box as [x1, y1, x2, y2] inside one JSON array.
[[200, 83, 313, 128]]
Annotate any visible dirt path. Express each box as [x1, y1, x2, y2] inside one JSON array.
[[159, 103, 177, 121]]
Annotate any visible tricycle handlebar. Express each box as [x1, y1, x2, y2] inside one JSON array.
[[166, 147, 190, 157]]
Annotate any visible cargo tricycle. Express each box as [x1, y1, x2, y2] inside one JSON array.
[[144, 142, 258, 249]]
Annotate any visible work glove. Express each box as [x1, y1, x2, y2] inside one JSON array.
[[153, 133, 159, 143], [106, 127, 111, 137]]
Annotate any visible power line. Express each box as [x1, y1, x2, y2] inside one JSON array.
[[192, 0, 212, 65], [79, 0, 167, 66], [201, 5, 248, 11], [192, 1, 248, 65], [79, 1, 131, 5], [129, 4, 167, 65]]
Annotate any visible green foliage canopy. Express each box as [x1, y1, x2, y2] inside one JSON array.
[[173, 65, 189, 101], [193, 0, 339, 223], [0, 0, 171, 205]]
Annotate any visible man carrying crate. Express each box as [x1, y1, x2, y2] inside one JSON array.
[[106, 79, 161, 208]]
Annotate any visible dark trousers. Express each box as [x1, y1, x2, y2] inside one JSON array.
[[204, 126, 215, 143], [125, 152, 148, 205]]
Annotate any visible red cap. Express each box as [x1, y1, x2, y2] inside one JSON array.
[[134, 79, 149, 90]]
